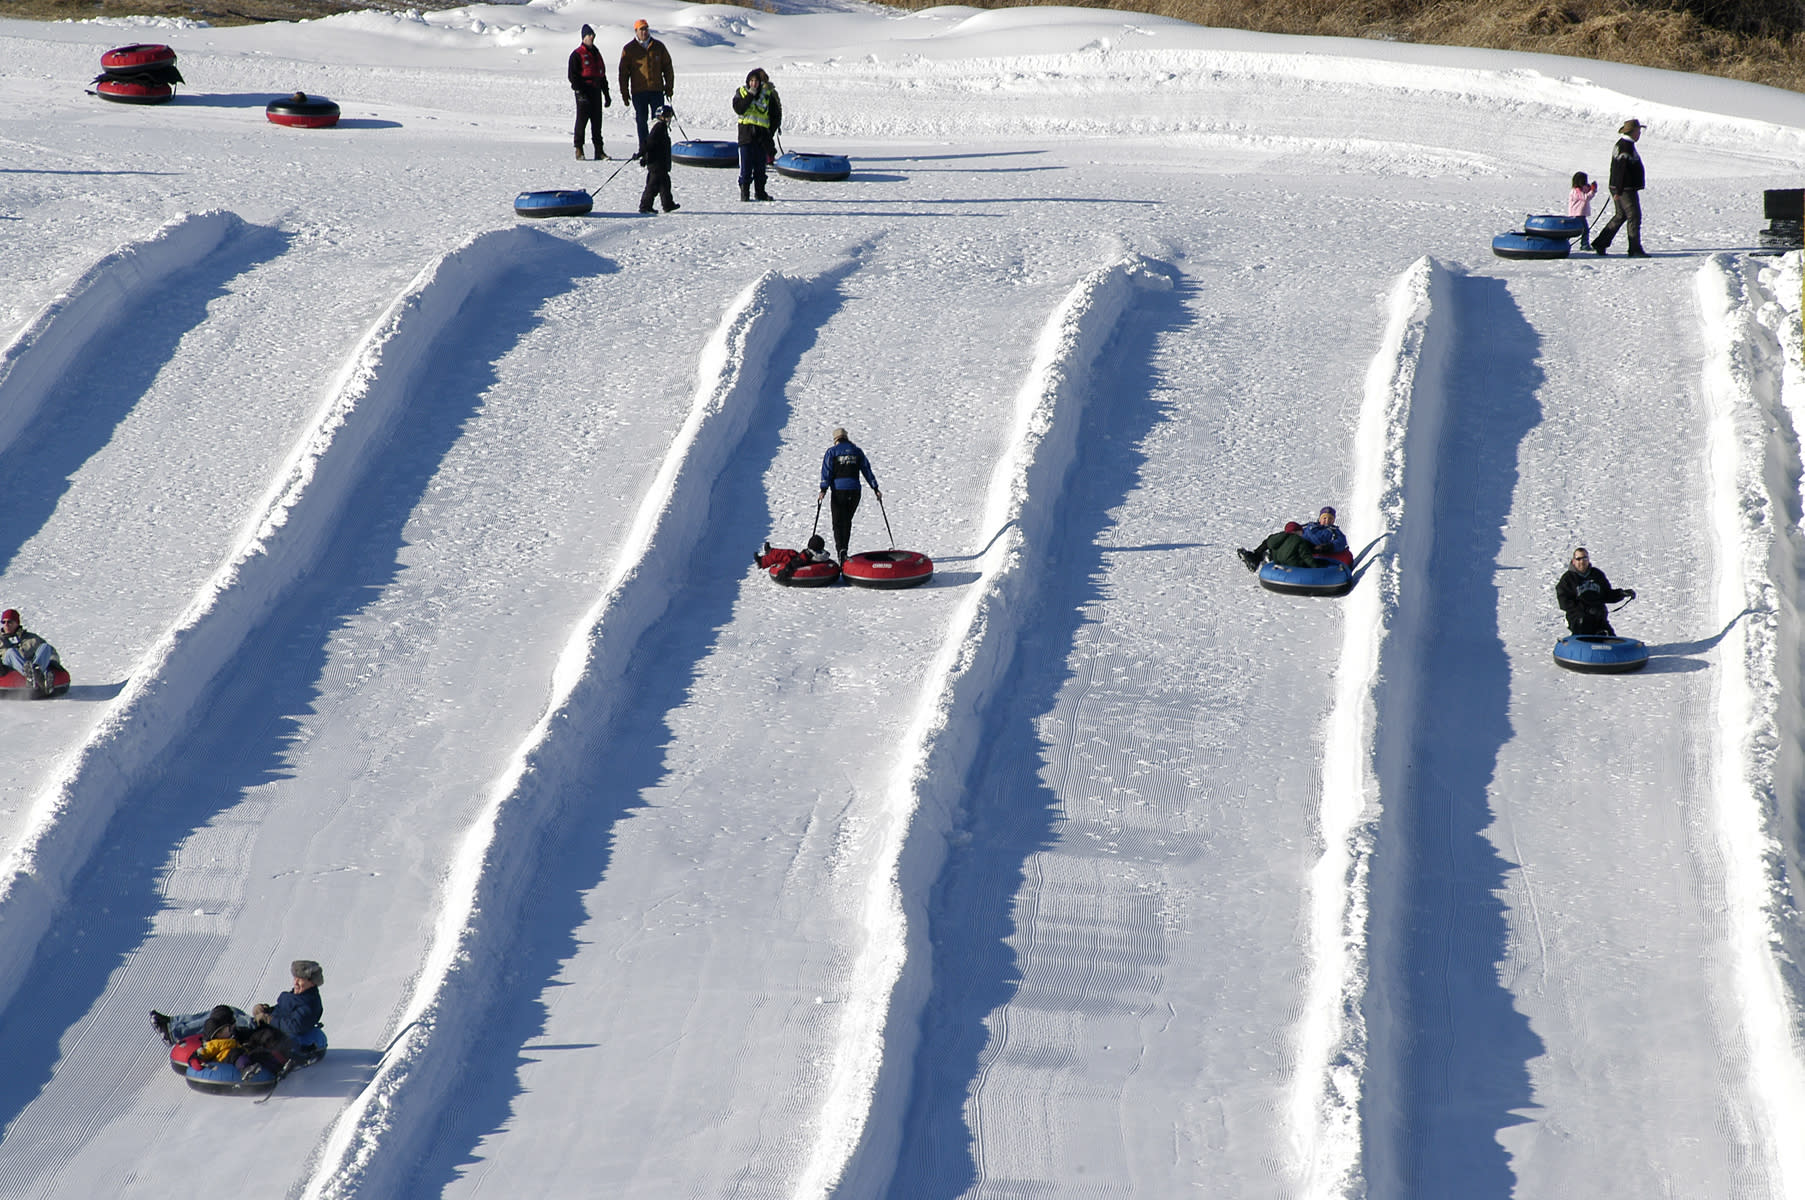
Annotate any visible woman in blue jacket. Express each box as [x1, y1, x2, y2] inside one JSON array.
[[819, 428, 880, 564]]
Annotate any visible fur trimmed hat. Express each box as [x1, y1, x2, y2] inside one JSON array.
[[291, 959, 324, 986]]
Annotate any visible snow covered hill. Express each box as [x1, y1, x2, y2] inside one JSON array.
[[1, 3, 1803, 1197]]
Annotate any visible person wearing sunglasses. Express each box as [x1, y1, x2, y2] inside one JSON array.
[[619, 19, 675, 162], [1556, 548, 1635, 636], [0, 608, 62, 697]]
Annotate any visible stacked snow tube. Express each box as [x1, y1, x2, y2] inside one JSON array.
[[267, 92, 341, 128], [1491, 214, 1587, 259], [1552, 634, 1649, 673], [514, 189, 593, 218], [672, 140, 739, 169], [774, 152, 851, 182], [94, 43, 183, 104], [1760, 188, 1803, 250], [841, 550, 934, 589]]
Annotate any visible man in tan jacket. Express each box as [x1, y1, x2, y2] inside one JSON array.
[[619, 19, 675, 160]]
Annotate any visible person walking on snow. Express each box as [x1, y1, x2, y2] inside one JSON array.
[[0, 608, 61, 697], [1592, 118, 1648, 257], [637, 105, 680, 214], [568, 24, 613, 160], [1555, 547, 1634, 635], [733, 67, 781, 202], [819, 428, 879, 563], [619, 18, 674, 161]]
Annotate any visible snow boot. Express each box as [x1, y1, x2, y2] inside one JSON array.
[[754, 185, 772, 201], [574, 146, 584, 160], [664, 201, 681, 213], [1237, 548, 1261, 572], [31, 666, 50, 697], [151, 1011, 174, 1045], [1627, 239, 1648, 257], [740, 182, 751, 202]]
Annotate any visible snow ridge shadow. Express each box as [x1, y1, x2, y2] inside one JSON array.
[[0, 225, 602, 1041], [862, 265, 1188, 1200], [302, 262, 858, 1200], [0, 211, 287, 573], [802, 257, 1175, 1199], [1362, 262, 1543, 1200]]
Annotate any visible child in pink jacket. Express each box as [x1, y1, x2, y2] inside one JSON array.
[[1569, 171, 1599, 249]]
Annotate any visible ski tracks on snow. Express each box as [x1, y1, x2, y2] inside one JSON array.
[[298, 265, 823, 1200]]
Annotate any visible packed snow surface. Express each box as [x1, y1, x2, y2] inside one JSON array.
[[1, 2, 1804, 1197]]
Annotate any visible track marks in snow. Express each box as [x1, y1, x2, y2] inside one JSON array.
[[1693, 253, 1805, 1200], [299, 264, 841, 1200], [0, 224, 606, 1195], [819, 256, 1174, 1198]]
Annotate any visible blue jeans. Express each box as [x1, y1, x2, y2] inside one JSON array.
[[630, 91, 663, 156], [3, 644, 53, 676], [168, 1006, 248, 1039]]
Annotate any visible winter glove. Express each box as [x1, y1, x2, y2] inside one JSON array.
[[604, 93, 613, 107], [1623, 589, 1636, 600]]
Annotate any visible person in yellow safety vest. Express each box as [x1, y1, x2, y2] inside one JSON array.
[[732, 67, 782, 202]]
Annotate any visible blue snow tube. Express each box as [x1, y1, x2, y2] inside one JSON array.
[[1523, 214, 1587, 240], [1552, 634, 1649, 673], [672, 140, 740, 169], [1257, 559, 1353, 596], [774, 151, 851, 182], [514, 189, 593, 218], [1492, 231, 1570, 260], [182, 1026, 329, 1093]]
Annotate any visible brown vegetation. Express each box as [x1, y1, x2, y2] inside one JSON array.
[[9, 0, 1803, 92]]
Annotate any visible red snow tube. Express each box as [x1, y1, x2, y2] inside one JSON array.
[[841, 550, 934, 589], [266, 94, 341, 128], [0, 665, 71, 697], [96, 78, 173, 105], [101, 43, 177, 75], [772, 560, 842, 587]]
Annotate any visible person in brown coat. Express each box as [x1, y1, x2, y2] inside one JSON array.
[[619, 18, 675, 160]]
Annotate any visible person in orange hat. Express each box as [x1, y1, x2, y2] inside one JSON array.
[[619, 18, 675, 161]]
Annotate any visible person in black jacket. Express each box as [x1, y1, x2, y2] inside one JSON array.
[[1592, 118, 1648, 257], [567, 25, 613, 160], [1555, 547, 1634, 635], [637, 105, 680, 214]]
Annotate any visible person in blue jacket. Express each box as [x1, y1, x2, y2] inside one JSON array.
[[153, 959, 324, 1046], [1297, 505, 1348, 555], [819, 428, 880, 564]]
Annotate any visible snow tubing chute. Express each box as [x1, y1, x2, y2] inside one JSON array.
[[1523, 214, 1587, 240], [0, 665, 71, 697], [1492, 231, 1570, 260], [95, 78, 174, 105], [514, 189, 593, 218], [1552, 634, 1649, 674], [266, 94, 340, 128], [1257, 558, 1353, 596], [672, 140, 740, 169], [774, 152, 851, 182], [101, 43, 177, 75], [841, 550, 933, 589], [771, 560, 842, 587]]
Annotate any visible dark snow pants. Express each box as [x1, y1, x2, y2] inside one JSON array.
[[573, 85, 604, 155], [830, 489, 861, 559]]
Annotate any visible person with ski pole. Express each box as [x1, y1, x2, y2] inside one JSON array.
[[819, 427, 879, 564]]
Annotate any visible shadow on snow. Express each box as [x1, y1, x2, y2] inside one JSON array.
[[0, 236, 610, 1133], [873, 272, 1189, 1200]]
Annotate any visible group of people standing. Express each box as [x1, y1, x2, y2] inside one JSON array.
[[566, 21, 784, 210]]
